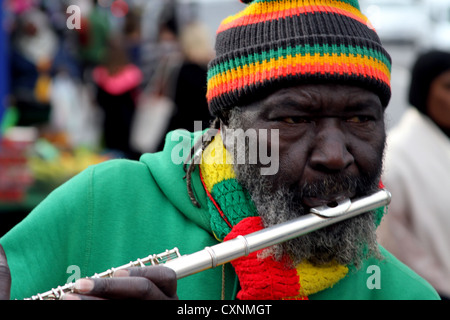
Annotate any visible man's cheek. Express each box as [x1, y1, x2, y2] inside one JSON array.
[[258, 129, 280, 176]]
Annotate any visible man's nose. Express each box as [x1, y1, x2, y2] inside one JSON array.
[[309, 122, 354, 173]]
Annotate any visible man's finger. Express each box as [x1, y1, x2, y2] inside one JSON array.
[[0, 245, 11, 300], [125, 266, 178, 298], [72, 266, 178, 300], [73, 277, 174, 300]]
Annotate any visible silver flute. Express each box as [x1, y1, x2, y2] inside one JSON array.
[[26, 189, 391, 300]]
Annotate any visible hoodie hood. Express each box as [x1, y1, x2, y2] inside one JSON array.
[[139, 130, 211, 232]]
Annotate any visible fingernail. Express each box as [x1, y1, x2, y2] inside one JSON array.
[[61, 293, 81, 300], [74, 279, 94, 293], [113, 269, 129, 277]]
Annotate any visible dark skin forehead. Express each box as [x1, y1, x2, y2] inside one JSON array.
[[244, 84, 384, 121]]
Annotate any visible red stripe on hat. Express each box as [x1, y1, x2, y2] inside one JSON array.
[[217, 5, 367, 34], [207, 62, 390, 102]]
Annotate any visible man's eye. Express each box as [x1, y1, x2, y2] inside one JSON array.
[[346, 116, 373, 123], [281, 117, 310, 124]]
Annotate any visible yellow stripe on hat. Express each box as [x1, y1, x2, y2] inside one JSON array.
[[207, 52, 391, 98]]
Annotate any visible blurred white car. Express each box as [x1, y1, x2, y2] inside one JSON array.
[[360, 0, 429, 45]]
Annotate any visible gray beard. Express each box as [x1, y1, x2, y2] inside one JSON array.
[[226, 109, 382, 268]]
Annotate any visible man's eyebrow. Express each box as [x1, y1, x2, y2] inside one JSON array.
[[261, 94, 383, 113], [263, 96, 319, 111], [345, 99, 382, 112]]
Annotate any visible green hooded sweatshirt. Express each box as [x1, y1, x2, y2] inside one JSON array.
[[0, 130, 439, 300]]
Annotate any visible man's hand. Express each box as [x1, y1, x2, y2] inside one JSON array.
[[63, 266, 178, 300], [0, 245, 11, 300]]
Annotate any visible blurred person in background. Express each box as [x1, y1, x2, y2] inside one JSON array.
[[9, 6, 58, 126], [139, 1, 180, 90], [123, 8, 142, 67], [77, 0, 110, 79], [129, 2, 183, 154], [378, 50, 450, 300], [155, 21, 214, 151], [129, 17, 181, 155], [92, 36, 143, 159]]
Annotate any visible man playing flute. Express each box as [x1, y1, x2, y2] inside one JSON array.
[[0, 0, 439, 300]]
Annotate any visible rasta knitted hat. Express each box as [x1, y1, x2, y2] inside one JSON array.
[[206, 0, 392, 117]]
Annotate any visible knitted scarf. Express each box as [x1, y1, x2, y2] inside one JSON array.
[[199, 134, 355, 300]]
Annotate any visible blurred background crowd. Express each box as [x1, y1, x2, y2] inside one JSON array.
[[0, 0, 247, 232], [0, 0, 450, 299]]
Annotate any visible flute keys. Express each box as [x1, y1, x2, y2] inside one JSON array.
[[24, 247, 183, 300]]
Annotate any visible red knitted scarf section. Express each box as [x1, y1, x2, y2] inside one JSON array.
[[224, 216, 308, 300]]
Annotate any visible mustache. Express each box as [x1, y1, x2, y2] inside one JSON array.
[[246, 172, 382, 266], [289, 173, 380, 208]]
